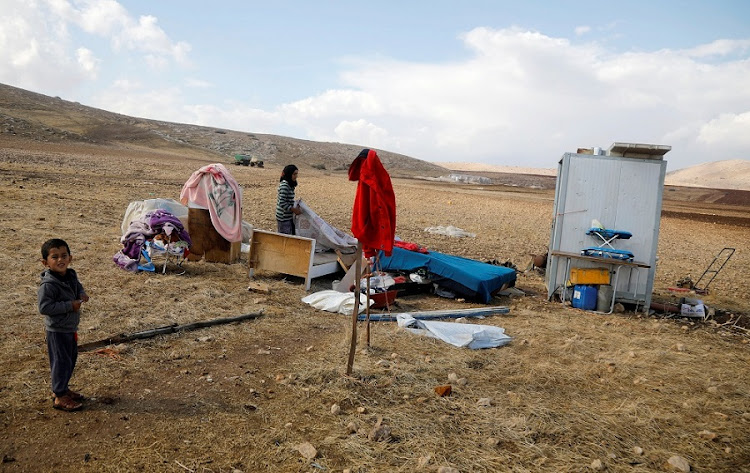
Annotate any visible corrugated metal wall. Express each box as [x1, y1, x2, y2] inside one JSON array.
[[546, 152, 666, 308]]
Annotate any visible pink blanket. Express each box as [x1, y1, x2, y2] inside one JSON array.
[[180, 164, 242, 242]]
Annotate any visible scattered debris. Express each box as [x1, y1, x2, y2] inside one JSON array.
[[397, 314, 512, 349], [666, 454, 690, 472], [78, 311, 265, 352], [247, 281, 270, 293], [693, 247, 735, 294], [91, 347, 123, 360], [424, 225, 476, 238], [359, 305, 510, 322], [368, 416, 392, 442], [295, 442, 317, 459], [676, 276, 695, 289], [437, 466, 459, 473], [434, 385, 452, 397], [477, 397, 493, 407], [417, 454, 432, 468]]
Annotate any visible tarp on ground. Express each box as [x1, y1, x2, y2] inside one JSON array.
[[377, 247, 516, 303], [396, 313, 512, 349], [294, 199, 358, 253]]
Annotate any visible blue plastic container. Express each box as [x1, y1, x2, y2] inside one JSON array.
[[572, 284, 598, 310]]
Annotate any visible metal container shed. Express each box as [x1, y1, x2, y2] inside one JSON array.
[[546, 142, 671, 312]]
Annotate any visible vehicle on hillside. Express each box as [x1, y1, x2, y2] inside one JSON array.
[[234, 154, 264, 167]]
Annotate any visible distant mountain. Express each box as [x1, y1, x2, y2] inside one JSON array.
[[0, 83, 445, 177], [2, 83, 747, 189], [665, 159, 750, 190], [439, 159, 750, 191], [435, 161, 557, 176]]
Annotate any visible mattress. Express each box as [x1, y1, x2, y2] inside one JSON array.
[[377, 247, 516, 303]]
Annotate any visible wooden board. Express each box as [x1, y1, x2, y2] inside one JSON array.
[[247, 229, 341, 290], [187, 208, 241, 263]]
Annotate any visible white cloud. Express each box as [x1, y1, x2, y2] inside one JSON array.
[[185, 78, 213, 89], [56, 1, 191, 65], [91, 81, 284, 134], [266, 27, 750, 167], [0, 0, 81, 90], [0, 0, 190, 95], [74, 0, 129, 36], [685, 39, 750, 58], [282, 90, 383, 118], [3, 4, 749, 170], [111, 14, 191, 65], [75, 47, 99, 78], [333, 119, 389, 147], [575, 25, 591, 36], [697, 112, 750, 146]]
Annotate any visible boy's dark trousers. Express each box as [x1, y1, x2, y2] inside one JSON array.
[[46, 331, 77, 396]]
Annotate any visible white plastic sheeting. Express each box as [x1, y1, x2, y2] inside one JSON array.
[[294, 199, 358, 253], [121, 198, 188, 235], [423, 225, 476, 238], [302, 290, 373, 315], [396, 313, 511, 349]]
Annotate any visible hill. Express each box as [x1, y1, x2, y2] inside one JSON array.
[[2, 82, 748, 193], [665, 159, 750, 190], [0, 83, 446, 178], [438, 160, 750, 191]]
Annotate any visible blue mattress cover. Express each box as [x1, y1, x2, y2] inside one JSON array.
[[582, 247, 634, 260], [586, 228, 632, 240], [377, 247, 516, 303]]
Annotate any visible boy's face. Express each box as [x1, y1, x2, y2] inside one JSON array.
[[42, 246, 72, 275]]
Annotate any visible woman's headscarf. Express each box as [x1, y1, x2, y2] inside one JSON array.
[[280, 164, 298, 188]]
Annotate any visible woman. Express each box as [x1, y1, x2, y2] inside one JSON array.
[[276, 164, 301, 235]]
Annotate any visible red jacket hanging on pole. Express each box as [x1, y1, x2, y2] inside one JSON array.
[[349, 148, 396, 258]]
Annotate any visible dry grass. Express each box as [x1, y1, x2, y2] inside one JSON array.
[[0, 136, 748, 472]]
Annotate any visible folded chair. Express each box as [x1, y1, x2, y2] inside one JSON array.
[[145, 225, 190, 274], [135, 224, 189, 273], [581, 227, 634, 261]]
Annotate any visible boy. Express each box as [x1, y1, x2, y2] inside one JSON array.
[[38, 238, 89, 411]]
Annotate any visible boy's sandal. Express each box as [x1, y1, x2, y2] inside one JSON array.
[[65, 390, 84, 401], [53, 395, 83, 412], [52, 390, 84, 402]]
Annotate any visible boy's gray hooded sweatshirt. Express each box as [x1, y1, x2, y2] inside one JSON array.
[[38, 268, 86, 333]]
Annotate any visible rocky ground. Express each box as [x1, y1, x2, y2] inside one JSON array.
[[0, 135, 748, 472]]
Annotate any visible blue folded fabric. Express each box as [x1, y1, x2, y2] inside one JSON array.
[[586, 228, 632, 240], [581, 247, 634, 261]]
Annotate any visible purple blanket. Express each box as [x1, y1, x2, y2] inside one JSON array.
[[114, 210, 191, 271]]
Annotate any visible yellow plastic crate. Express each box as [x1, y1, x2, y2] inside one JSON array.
[[569, 267, 610, 285]]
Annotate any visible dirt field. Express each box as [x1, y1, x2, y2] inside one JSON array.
[[0, 136, 748, 473]]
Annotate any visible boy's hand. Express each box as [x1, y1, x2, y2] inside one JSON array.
[[72, 300, 82, 312], [81, 294, 90, 302]]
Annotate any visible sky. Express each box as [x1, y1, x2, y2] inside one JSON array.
[[1, 1, 749, 171]]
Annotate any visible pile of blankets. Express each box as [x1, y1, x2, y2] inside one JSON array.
[[113, 209, 192, 271], [179, 163, 242, 242]]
